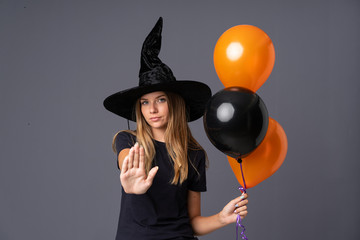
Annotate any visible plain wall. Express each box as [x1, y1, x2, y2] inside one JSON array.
[[1, 0, 359, 239]]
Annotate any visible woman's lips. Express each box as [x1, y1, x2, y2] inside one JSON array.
[[150, 117, 161, 121]]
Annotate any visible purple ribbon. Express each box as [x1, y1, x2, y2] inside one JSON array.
[[236, 159, 248, 240]]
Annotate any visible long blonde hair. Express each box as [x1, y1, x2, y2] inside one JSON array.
[[112, 92, 205, 185]]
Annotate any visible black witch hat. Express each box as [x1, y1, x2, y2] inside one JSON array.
[[103, 17, 211, 122]]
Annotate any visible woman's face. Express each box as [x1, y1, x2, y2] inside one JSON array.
[[140, 91, 169, 132]]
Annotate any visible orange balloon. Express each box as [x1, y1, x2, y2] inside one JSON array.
[[214, 25, 275, 92], [227, 117, 287, 188]]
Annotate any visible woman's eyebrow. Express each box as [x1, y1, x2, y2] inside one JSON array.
[[141, 94, 166, 100]]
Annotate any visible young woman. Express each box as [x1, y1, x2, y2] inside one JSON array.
[[104, 17, 248, 240]]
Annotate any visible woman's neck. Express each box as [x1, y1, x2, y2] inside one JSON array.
[[151, 128, 166, 143]]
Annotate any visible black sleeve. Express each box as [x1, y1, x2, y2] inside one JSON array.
[[188, 150, 207, 192], [114, 131, 136, 169]]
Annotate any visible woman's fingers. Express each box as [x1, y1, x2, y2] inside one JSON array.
[[234, 193, 248, 216], [128, 147, 134, 169], [234, 205, 247, 214], [133, 142, 140, 168], [122, 155, 129, 173], [139, 145, 145, 170], [234, 198, 248, 208], [146, 166, 159, 185], [234, 193, 248, 205], [229, 193, 248, 208], [123, 143, 147, 172]]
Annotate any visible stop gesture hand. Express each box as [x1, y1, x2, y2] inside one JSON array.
[[120, 143, 159, 194]]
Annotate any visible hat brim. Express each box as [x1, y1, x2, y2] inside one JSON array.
[[103, 80, 212, 122]]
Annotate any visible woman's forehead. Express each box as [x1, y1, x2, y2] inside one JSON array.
[[140, 91, 166, 99]]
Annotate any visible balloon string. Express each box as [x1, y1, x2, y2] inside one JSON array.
[[236, 158, 248, 240]]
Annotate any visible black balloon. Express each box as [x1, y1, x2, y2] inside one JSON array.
[[203, 87, 269, 159]]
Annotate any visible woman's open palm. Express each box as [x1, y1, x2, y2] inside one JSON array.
[[120, 143, 159, 194]]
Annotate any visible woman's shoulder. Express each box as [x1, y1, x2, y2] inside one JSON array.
[[115, 130, 136, 139], [114, 130, 137, 152], [188, 146, 206, 163]]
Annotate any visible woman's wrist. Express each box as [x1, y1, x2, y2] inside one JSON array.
[[217, 211, 229, 226]]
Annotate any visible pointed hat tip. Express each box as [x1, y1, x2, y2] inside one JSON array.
[[154, 17, 163, 31], [144, 17, 163, 39]]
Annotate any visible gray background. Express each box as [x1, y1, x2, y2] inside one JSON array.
[[1, 0, 359, 239]]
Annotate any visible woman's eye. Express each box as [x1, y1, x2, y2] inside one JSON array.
[[141, 101, 148, 105], [158, 98, 166, 103]]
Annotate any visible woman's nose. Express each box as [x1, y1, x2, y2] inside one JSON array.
[[149, 102, 158, 113]]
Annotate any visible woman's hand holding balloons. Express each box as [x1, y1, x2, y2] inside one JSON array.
[[218, 193, 249, 224], [120, 143, 159, 194]]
